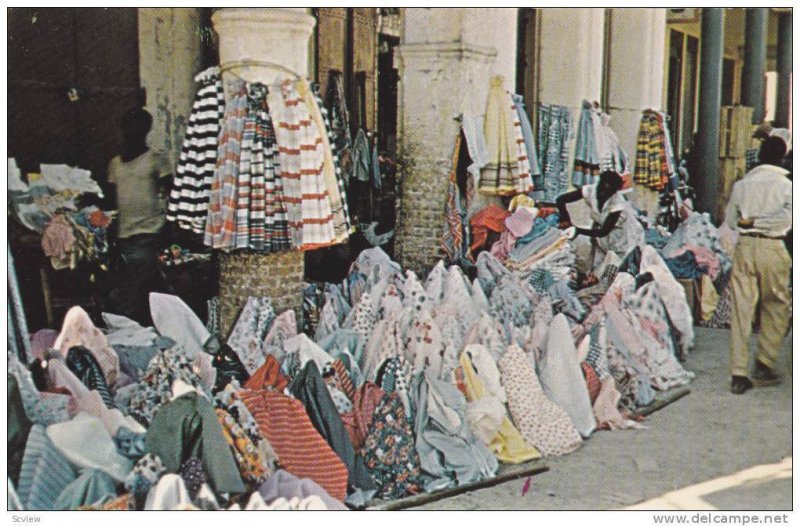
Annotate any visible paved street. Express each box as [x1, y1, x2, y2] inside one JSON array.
[[415, 327, 792, 510]]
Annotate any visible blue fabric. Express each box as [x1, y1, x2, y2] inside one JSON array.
[[54, 469, 116, 510], [517, 214, 560, 246], [618, 246, 642, 276], [115, 427, 147, 461], [644, 228, 671, 249], [572, 101, 600, 187], [538, 103, 573, 202], [662, 251, 708, 279], [547, 280, 587, 322], [17, 425, 77, 510]]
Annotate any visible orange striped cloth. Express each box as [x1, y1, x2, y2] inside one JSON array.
[[339, 382, 385, 451], [239, 389, 348, 501], [244, 355, 289, 393]]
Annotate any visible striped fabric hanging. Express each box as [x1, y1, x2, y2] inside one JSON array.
[[168, 67, 225, 234]]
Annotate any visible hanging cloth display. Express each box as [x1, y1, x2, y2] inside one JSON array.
[[204, 79, 248, 250], [538, 102, 573, 202], [298, 79, 350, 243], [634, 109, 675, 191], [479, 76, 534, 196], [442, 132, 471, 264], [269, 79, 338, 250], [167, 66, 225, 234]]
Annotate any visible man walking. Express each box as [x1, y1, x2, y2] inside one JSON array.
[[725, 136, 792, 394]]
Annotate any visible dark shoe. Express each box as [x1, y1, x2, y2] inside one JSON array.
[[731, 376, 753, 395], [752, 361, 782, 386]]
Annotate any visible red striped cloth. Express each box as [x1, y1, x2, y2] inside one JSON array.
[[239, 389, 348, 501], [330, 359, 356, 402], [244, 355, 289, 393], [339, 383, 385, 451]]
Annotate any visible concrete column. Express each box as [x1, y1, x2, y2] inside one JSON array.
[[696, 8, 724, 219], [606, 8, 667, 165], [138, 8, 204, 172], [536, 8, 605, 228], [605, 8, 667, 219], [775, 12, 792, 128], [394, 8, 516, 275], [741, 8, 769, 124], [537, 8, 606, 112], [212, 8, 314, 334]]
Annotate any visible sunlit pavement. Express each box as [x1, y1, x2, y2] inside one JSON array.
[[625, 458, 792, 510], [415, 328, 792, 510]]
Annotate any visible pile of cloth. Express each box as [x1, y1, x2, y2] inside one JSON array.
[[168, 67, 351, 253], [641, 212, 738, 328], [9, 160, 114, 271], [10, 238, 697, 511]]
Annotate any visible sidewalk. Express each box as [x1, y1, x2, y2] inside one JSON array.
[[414, 327, 792, 510]]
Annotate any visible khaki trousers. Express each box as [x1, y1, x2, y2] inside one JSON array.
[[729, 236, 792, 377]]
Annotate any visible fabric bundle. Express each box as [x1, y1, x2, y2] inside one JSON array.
[[634, 109, 675, 191], [572, 100, 629, 187], [201, 75, 348, 253], [167, 66, 226, 234], [270, 79, 338, 250], [479, 76, 534, 196], [538, 102, 573, 201]]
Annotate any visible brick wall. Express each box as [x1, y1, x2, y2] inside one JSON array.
[[218, 250, 305, 336]]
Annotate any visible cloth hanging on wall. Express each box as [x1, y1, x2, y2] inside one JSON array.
[[572, 100, 630, 187], [479, 77, 534, 196], [167, 67, 225, 234], [634, 109, 675, 191], [538, 103, 573, 202]]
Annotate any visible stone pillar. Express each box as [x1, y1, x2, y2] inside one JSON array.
[[138, 8, 204, 172], [606, 8, 667, 219], [394, 8, 516, 275], [696, 8, 725, 219], [212, 8, 314, 335], [741, 8, 769, 124], [775, 12, 792, 128], [536, 8, 605, 230], [537, 8, 606, 112], [606, 9, 667, 162]]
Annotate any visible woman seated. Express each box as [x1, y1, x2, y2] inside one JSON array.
[[555, 170, 644, 268]]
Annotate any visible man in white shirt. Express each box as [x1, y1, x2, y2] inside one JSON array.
[[725, 136, 792, 394]]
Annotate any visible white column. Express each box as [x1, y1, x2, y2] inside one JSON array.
[[212, 8, 315, 334], [606, 8, 667, 161], [213, 8, 314, 87], [536, 8, 605, 238], [607, 8, 667, 217], [537, 8, 606, 111], [395, 8, 517, 274], [138, 8, 203, 172]]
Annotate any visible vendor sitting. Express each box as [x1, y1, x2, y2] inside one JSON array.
[[555, 170, 644, 266]]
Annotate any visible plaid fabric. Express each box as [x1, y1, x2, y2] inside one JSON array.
[[271, 80, 336, 250], [538, 103, 573, 201], [205, 81, 248, 249], [745, 147, 759, 171], [634, 110, 671, 191], [509, 92, 534, 194], [168, 67, 225, 234]]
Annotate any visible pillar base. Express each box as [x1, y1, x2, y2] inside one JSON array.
[[218, 250, 305, 337]]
